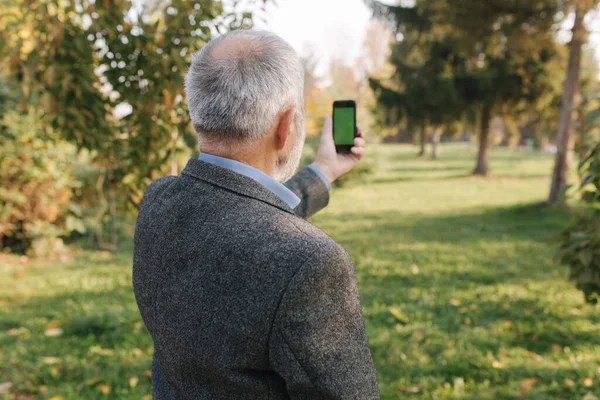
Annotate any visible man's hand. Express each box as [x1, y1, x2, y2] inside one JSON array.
[[312, 116, 366, 184]]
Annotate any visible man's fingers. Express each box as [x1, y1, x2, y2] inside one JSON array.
[[356, 127, 364, 138], [320, 116, 333, 144], [354, 137, 365, 148], [350, 146, 365, 157]]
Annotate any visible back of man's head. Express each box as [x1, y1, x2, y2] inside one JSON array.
[[185, 30, 305, 152]]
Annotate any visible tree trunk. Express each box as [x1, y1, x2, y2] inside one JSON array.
[[474, 103, 493, 175], [418, 122, 427, 157], [94, 171, 107, 247], [431, 125, 439, 160], [548, 5, 586, 205], [107, 169, 118, 249]]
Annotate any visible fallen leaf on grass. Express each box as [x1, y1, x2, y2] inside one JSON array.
[[129, 377, 139, 388], [454, 377, 464, 395], [142, 395, 152, 400], [584, 378, 593, 387], [44, 328, 63, 337], [7, 328, 26, 337], [88, 346, 112, 356], [49, 396, 64, 400], [132, 348, 144, 357], [399, 385, 420, 393], [389, 307, 409, 324], [525, 351, 543, 361], [0, 382, 12, 395], [503, 320, 513, 329], [98, 383, 111, 395], [46, 321, 61, 329], [86, 377, 101, 386], [519, 378, 539, 397], [411, 330, 425, 342], [450, 299, 461, 306], [144, 370, 152, 379], [582, 393, 598, 400], [492, 361, 503, 369], [565, 378, 575, 387], [552, 344, 562, 353], [42, 357, 60, 365]]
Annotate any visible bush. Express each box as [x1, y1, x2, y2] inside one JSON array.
[[0, 108, 84, 256], [556, 103, 600, 304]]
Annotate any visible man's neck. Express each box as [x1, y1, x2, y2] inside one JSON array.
[[201, 147, 275, 177]]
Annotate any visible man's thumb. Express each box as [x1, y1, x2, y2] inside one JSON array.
[[320, 116, 333, 144]]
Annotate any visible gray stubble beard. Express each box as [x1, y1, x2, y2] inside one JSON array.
[[274, 113, 306, 183]]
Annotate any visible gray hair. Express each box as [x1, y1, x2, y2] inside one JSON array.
[[185, 30, 305, 150]]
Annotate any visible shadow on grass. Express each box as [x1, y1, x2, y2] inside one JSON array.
[[315, 202, 597, 382], [371, 173, 473, 185], [317, 203, 567, 252]]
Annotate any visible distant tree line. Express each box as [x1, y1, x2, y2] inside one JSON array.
[[366, 0, 600, 204]]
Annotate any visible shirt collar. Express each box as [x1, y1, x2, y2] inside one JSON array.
[[198, 153, 301, 210]]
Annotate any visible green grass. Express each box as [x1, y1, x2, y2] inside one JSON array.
[[2, 144, 599, 399]]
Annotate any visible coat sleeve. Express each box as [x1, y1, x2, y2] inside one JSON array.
[[269, 243, 380, 399], [284, 166, 330, 219]]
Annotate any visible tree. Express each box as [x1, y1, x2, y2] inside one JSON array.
[[556, 96, 600, 303], [548, 0, 599, 204], [368, 0, 464, 159], [0, 0, 269, 249], [367, 0, 564, 173], [448, 0, 564, 175]]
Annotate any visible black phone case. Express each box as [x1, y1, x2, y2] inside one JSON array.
[[333, 100, 357, 154]]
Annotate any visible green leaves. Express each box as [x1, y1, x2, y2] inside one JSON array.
[[0, 0, 268, 251], [556, 102, 600, 304], [0, 107, 79, 255], [368, 0, 567, 172], [585, 108, 600, 133]]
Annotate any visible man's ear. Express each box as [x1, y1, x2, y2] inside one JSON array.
[[274, 108, 296, 151]]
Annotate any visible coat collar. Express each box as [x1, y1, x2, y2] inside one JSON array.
[[181, 158, 296, 215]]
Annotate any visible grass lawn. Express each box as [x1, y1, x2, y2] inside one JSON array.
[[2, 144, 599, 399]]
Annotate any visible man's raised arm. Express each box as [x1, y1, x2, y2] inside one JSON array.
[[284, 166, 330, 219], [285, 117, 366, 219]]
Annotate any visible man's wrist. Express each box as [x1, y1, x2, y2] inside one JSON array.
[[311, 162, 336, 185]]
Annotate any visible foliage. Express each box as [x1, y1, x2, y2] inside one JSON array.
[[0, 0, 269, 249], [368, 0, 567, 172], [556, 98, 600, 304], [0, 108, 83, 256], [4, 145, 599, 399]]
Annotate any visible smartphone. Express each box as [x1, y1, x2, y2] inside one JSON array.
[[333, 100, 357, 153]]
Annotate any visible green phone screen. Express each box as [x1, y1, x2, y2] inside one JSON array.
[[334, 107, 355, 145]]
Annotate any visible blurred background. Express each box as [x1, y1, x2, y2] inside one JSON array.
[[1, 0, 600, 399]]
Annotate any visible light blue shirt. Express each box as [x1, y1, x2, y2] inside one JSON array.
[[198, 153, 331, 210]]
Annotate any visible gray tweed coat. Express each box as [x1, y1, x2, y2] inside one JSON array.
[[133, 158, 379, 399]]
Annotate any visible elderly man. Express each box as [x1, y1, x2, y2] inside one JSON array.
[[133, 30, 379, 399]]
